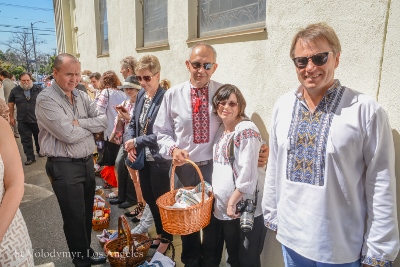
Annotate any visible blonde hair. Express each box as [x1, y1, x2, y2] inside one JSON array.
[[135, 55, 161, 75], [290, 22, 341, 59]]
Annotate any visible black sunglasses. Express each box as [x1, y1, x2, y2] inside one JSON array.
[[136, 73, 158, 82], [218, 101, 239, 108], [189, 61, 215, 70], [292, 52, 333, 69]]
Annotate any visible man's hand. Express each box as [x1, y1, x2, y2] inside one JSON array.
[[72, 120, 79, 126], [172, 148, 189, 166], [258, 144, 269, 167], [9, 117, 15, 127]]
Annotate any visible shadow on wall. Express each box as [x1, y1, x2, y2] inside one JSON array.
[[250, 113, 269, 143], [250, 112, 285, 267], [392, 129, 400, 267]]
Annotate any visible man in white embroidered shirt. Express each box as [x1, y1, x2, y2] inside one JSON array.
[[154, 43, 268, 267], [262, 22, 399, 267]]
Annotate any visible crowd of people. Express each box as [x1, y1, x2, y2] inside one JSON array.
[[0, 22, 398, 267]]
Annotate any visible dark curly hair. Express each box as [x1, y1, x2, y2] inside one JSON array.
[[99, 70, 122, 90]]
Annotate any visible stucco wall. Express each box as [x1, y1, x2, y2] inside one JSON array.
[[63, 0, 400, 266]]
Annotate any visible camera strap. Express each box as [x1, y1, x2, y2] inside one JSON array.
[[228, 118, 258, 203]]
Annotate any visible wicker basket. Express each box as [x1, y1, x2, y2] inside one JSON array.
[[92, 200, 111, 231], [104, 216, 150, 267], [156, 159, 214, 235], [95, 188, 105, 199]]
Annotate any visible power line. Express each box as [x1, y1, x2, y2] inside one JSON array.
[[0, 2, 52, 11], [0, 24, 55, 32], [0, 29, 54, 36], [0, 16, 53, 22]]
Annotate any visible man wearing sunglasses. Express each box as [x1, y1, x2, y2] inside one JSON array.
[[154, 43, 268, 267], [262, 22, 399, 267]]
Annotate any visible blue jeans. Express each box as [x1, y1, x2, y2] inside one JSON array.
[[282, 246, 361, 267]]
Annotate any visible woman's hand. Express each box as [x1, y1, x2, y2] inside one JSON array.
[[227, 203, 240, 219], [227, 189, 244, 219], [116, 109, 130, 121]]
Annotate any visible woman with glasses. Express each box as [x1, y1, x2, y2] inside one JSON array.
[[124, 55, 172, 254], [210, 84, 267, 267]]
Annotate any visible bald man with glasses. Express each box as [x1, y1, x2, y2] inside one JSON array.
[[154, 43, 268, 267]]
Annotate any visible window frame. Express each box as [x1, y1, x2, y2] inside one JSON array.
[[95, 0, 109, 57], [187, 0, 267, 44]]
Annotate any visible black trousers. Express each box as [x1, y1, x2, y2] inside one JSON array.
[[209, 215, 267, 267], [116, 146, 137, 203], [45, 156, 95, 267], [18, 121, 40, 161], [138, 159, 172, 241], [174, 162, 220, 267]]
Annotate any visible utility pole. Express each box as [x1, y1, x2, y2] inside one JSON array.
[[31, 21, 46, 81]]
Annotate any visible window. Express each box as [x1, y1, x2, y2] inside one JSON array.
[[199, 0, 266, 37], [143, 0, 168, 46], [99, 0, 109, 54]]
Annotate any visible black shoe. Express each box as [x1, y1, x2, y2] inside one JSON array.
[[24, 159, 36, 165], [118, 201, 136, 209], [109, 199, 124, 205], [89, 255, 107, 264]]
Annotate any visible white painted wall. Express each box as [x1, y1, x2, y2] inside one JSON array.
[[66, 0, 400, 266]]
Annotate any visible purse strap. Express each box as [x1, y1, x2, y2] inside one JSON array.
[[142, 89, 165, 135]]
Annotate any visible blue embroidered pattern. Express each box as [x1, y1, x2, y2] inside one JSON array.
[[361, 255, 393, 267], [286, 80, 344, 186]]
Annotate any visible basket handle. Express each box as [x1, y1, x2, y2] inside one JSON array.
[[170, 159, 206, 204], [135, 237, 175, 262], [117, 215, 132, 247]]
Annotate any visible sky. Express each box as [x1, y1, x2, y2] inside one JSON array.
[[0, 0, 56, 55]]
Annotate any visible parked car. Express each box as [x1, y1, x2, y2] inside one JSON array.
[[34, 82, 46, 89]]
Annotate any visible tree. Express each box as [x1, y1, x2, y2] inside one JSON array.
[[0, 29, 45, 72]]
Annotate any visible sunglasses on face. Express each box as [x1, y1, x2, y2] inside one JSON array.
[[218, 101, 239, 108], [292, 52, 333, 69], [136, 73, 157, 82], [189, 61, 215, 70]]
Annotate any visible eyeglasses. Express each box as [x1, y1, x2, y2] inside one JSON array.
[[136, 73, 158, 83], [292, 52, 333, 69], [189, 61, 215, 70], [218, 101, 239, 108]]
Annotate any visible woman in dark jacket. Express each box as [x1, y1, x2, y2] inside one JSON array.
[[124, 55, 171, 253]]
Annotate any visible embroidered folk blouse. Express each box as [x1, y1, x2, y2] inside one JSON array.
[[212, 121, 263, 220]]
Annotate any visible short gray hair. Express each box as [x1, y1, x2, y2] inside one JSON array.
[[188, 42, 217, 62]]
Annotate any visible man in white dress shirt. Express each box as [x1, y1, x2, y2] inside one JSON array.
[[262, 22, 399, 267]]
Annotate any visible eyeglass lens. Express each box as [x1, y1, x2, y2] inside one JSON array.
[[293, 52, 331, 69], [218, 101, 238, 107], [136, 75, 152, 82], [190, 61, 214, 70]]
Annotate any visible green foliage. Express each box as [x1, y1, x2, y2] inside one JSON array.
[[0, 49, 55, 79]]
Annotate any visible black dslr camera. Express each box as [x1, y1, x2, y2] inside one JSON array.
[[235, 198, 257, 232]]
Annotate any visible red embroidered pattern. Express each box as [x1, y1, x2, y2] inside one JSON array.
[[190, 86, 209, 144]]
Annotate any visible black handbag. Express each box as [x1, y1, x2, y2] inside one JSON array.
[[100, 140, 121, 166], [126, 148, 145, 170], [126, 89, 165, 170]]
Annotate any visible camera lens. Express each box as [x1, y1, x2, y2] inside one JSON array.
[[240, 211, 254, 232]]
